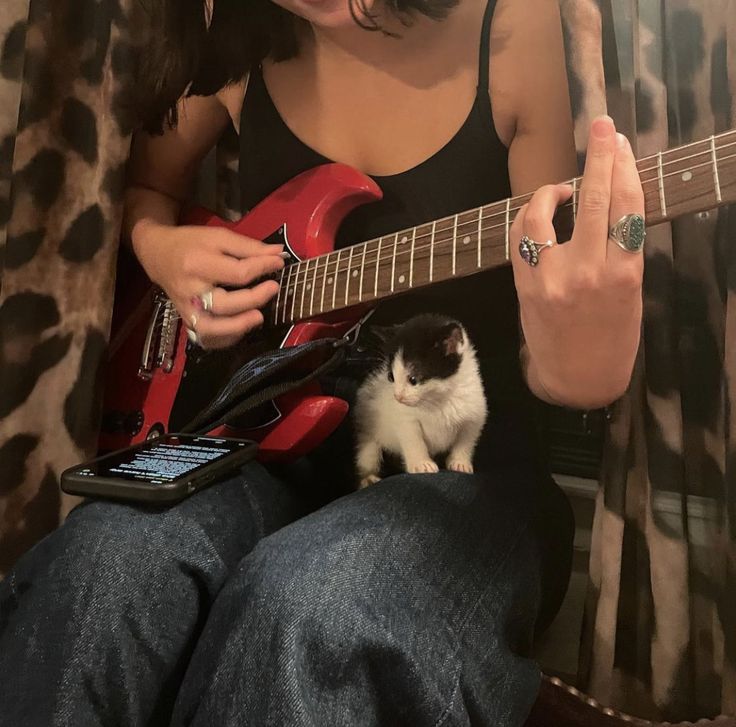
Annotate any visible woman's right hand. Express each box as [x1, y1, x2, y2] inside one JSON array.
[[133, 221, 286, 350]]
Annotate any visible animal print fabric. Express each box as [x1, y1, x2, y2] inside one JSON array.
[[0, 0, 141, 574], [559, 0, 736, 721]]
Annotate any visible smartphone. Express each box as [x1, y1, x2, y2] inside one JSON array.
[[61, 434, 259, 504]]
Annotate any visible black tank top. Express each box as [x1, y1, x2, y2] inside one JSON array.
[[239, 0, 545, 466]]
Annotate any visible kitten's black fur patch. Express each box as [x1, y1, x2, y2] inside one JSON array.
[[381, 314, 463, 382]]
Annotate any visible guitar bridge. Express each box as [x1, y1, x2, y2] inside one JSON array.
[[138, 292, 180, 379], [157, 300, 180, 372]]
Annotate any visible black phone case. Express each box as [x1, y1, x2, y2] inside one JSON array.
[[61, 435, 259, 504]]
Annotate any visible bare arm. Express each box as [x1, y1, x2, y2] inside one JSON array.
[[491, 0, 579, 405], [124, 94, 232, 268], [492, 0, 644, 409], [123, 89, 285, 350]]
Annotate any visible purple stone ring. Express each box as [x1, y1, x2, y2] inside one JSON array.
[[519, 235, 555, 267]]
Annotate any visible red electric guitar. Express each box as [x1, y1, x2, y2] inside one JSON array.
[[100, 131, 736, 461]]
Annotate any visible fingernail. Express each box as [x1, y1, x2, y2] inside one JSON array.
[[593, 115, 614, 139], [616, 132, 627, 149]]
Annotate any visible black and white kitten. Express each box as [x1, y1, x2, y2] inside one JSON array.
[[354, 314, 487, 488]]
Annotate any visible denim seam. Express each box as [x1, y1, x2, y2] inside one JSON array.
[[164, 513, 229, 577], [240, 478, 266, 540], [431, 522, 533, 727], [432, 668, 463, 727]]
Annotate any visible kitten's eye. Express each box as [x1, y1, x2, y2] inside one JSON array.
[[408, 376, 418, 386], [388, 370, 394, 382]]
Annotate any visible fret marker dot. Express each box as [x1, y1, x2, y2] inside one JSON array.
[[682, 171, 693, 182], [289, 288, 294, 295], [400, 236, 408, 244], [352, 270, 358, 277], [327, 277, 333, 285], [306, 283, 311, 291], [463, 235, 470, 245], [398, 274, 406, 284]]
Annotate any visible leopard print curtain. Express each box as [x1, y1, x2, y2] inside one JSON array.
[[0, 0, 140, 573], [559, 0, 736, 721]]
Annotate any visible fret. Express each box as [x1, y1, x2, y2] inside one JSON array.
[[283, 264, 295, 324], [451, 214, 458, 276], [504, 198, 510, 260], [373, 237, 382, 298], [429, 221, 436, 282], [309, 256, 318, 316], [344, 246, 354, 306], [274, 268, 284, 325], [711, 135, 722, 203], [390, 233, 398, 292], [409, 227, 416, 287], [358, 242, 367, 302], [332, 249, 341, 311], [477, 208, 482, 268], [298, 258, 310, 320], [319, 255, 328, 313], [657, 151, 667, 217], [572, 177, 577, 222], [290, 262, 299, 321]]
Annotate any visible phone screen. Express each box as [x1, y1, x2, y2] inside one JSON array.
[[74, 435, 252, 486]]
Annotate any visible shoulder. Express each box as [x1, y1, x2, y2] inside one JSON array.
[[214, 75, 250, 134], [488, 0, 570, 146]]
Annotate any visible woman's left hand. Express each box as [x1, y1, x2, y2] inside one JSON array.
[[509, 115, 645, 409]]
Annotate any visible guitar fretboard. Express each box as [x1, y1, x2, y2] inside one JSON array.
[[270, 129, 736, 327]]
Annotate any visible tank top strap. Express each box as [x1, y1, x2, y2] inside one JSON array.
[[477, 0, 497, 92]]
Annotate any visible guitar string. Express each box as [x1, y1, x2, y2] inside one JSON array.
[[276, 145, 736, 299], [635, 133, 735, 177], [162, 143, 736, 329], [149, 140, 736, 328]]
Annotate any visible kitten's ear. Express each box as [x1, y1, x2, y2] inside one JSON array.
[[369, 324, 400, 344], [442, 323, 466, 356]]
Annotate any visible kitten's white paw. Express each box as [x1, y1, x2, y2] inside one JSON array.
[[447, 459, 474, 474], [359, 474, 381, 488], [406, 459, 439, 474]]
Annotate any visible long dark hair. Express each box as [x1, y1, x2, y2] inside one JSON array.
[[135, 0, 459, 133]]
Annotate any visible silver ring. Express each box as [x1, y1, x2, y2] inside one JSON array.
[[519, 235, 555, 268], [199, 289, 214, 313], [609, 213, 646, 253], [189, 313, 199, 331], [186, 327, 202, 347]]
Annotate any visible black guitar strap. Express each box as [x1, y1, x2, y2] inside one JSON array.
[[181, 336, 350, 436]]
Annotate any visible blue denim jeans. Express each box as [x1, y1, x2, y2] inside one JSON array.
[[0, 459, 573, 726]]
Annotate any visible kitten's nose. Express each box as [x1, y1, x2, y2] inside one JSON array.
[[394, 392, 406, 404]]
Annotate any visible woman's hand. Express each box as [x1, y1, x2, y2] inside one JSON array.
[[510, 115, 645, 409], [132, 222, 285, 350]]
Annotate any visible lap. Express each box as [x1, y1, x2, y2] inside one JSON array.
[[171, 467, 562, 726], [235, 466, 551, 631]]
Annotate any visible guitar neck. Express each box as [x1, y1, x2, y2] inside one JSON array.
[[269, 129, 736, 328]]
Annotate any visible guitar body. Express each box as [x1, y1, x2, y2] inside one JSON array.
[[100, 163, 382, 462]]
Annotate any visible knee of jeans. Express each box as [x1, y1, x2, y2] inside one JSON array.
[[237, 470, 531, 643], [43, 500, 220, 597]]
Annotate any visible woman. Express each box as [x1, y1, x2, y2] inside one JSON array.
[[0, 0, 644, 724]]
